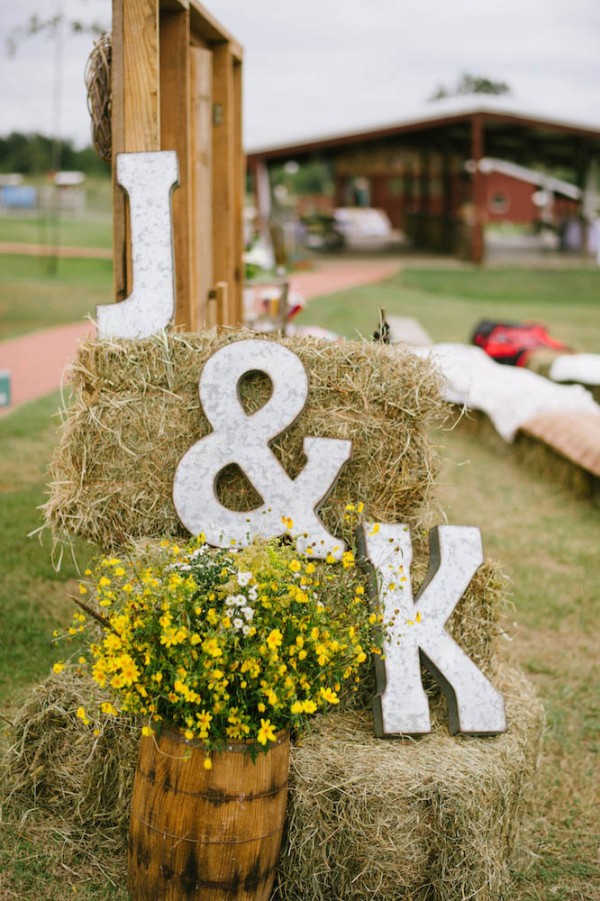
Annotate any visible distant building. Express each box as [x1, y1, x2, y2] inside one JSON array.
[[472, 157, 580, 228], [247, 100, 600, 262]]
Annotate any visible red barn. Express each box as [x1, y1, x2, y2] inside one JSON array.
[[473, 157, 580, 226]]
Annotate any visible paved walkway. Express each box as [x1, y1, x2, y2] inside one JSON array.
[[0, 257, 401, 415]]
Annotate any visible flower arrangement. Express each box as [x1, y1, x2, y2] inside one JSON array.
[[56, 533, 376, 765]]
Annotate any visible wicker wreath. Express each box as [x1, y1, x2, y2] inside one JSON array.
[[85, 32, 112, 162]]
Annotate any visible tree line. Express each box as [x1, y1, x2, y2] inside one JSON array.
[[0, 132, 109, 177]]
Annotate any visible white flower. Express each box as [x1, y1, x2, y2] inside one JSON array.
[[237, 571, 252, 587], [233, 618, 244, 631], [248, 586, 258, 601], [225, 596, 236, 607], [234, 594, 246, 606], [190, 546, 208, 557], [241, 606, 254, 621], [242, 624, 251, 636]]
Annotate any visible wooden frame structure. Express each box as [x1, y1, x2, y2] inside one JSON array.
[[111, 0, 244, 329]]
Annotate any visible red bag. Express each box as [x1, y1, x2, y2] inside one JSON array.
[[471, 320, 569, 367]]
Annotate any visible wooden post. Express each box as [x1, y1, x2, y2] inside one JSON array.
[[212, 43, 242, 326], [110, 0, 243, 328], [190, 45, 214, 329], [159, 6, 193, 329], [111, 0, 160, 302], [470, 114, 486, 264]]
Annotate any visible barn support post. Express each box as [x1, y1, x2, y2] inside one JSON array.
[[581, 156, 599, 255], [470, 114, 486, 264]]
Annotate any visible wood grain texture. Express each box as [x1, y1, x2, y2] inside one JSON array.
[[211, 44, 236, 327], [160, 7, 192, 328], [128, 728, 290, 900], [231, 57, 244, 325], [190, 45, 214, 329], [110, 0, 243, 326], [112, 0, 160, 302]]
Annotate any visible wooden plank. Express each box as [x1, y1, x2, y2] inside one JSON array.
[[111, 0, 160, 301], [159, 7, 192, 328], [161, 0, 189, 10], [189, 0, 243, 57], [190, 46, 214, 328], [211, 43, 235, 326], [111, 0, 127, 301], [232, 56, 244, 324], [123, 0, 160, 151]]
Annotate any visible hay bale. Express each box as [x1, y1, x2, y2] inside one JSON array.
[[44, 331, 446, 551], [456, 408, 600, 500], [2, 662, 540, 899], [275, 665, 544, 901], [1, 670, 137, 861]]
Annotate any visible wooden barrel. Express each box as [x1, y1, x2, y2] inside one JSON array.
[[128, 727, 290, 901]]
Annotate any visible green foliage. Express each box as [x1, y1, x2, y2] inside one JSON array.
[[0, 131, 110, 176], [430, 71, 511, 101], [270, 160, 335, 197]]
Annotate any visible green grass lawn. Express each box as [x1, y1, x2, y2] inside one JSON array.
[[0, 393, 96, 708], [0, 214, 113, 250], [0, 264, 598, 897], [0, 254, 113, 340], [296, 266, 600, 351]]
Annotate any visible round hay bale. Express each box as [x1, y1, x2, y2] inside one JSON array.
[[275, 665, 544, 901], [44, 331, 446, 552]]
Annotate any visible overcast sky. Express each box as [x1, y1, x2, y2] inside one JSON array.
[[1, 0, 599, 154]]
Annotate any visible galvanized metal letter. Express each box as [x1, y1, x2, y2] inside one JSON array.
[[96, 151, 179, 339], [173, 339, 352, 559], [358, 523, 507, 736]]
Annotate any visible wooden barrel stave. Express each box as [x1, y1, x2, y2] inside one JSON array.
[[128, 729, 289, 901]]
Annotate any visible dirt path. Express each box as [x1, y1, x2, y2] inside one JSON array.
[[0, 257, 402, 415], [0, 241, 112, 259]]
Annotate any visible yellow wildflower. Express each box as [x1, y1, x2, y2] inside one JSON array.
[[76, 706, 91, 726], [320, 687, 339, 704], [342, 550, 355, 569], [257, 718, 277, 745], [266, 629, 283, 650]]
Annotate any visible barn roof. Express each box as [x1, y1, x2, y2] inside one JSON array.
[[246, 97, 600, 171]]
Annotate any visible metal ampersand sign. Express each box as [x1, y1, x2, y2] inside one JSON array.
[[173, 339, 352, 559]]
